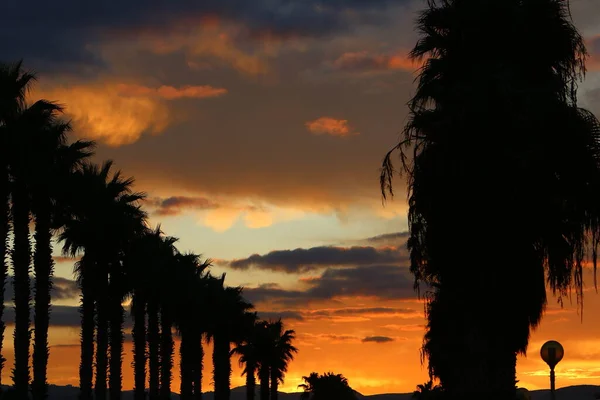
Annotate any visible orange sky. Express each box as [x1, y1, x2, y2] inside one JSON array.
[[4, 0, 600, 395]]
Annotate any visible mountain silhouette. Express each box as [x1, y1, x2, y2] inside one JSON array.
[[9, 384, 598, 400]]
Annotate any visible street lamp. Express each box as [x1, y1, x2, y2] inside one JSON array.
[[540, 340, 564, 400]]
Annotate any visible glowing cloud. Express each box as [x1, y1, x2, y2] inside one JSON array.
[[305, 117, 358, 137], [332, 50, 417, 73], [33, 82, 226, 147]]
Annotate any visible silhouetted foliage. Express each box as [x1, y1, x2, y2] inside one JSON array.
[[381, 0, 600, 399], [298, 372, 357, 400]]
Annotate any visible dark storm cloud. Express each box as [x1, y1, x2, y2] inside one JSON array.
[[0, 0, 407, 71], [243, 265, 416, 305], [3, 276, 79, 302], [146, 196, 220, 216], [228, 246, 406, 273], [362, 336, 394, 343]]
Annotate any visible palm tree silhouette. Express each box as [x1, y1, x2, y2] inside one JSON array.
[[9, 96, 68, 398], [31, 119, 94, 400], [298, 372, 357, 400], [231, 315, 260, 400], [266, 320, 297, 400], [206, 275, 253, 400], [59, 161, 146, 400], [381, 0, 600, 398], [0, 60, 36, 396], [412, 380, 443, 400]]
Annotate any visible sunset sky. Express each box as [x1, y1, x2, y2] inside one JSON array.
[[4, 0, 600, 395]]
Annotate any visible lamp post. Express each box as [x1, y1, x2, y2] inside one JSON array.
[[540, 340, 564, 400]]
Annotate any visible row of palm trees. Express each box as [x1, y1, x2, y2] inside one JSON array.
[[381, 0, 600, 399], [0, 60, 297, 400]]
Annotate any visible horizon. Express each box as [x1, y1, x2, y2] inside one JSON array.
[[4, 0, 600, 397]]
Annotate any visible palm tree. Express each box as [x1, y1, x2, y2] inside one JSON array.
[[380, 0, 600, 398], [127, 226, 179, 400], [298, 372, 357, 400], [0, 60, 36, 395], [231, 314, 260, 400], [31, 119, 94, 400], [206, 275, 254, 400], [59, 161, 146, 400], [266, 320, 297, 400], [252, 320, 272, 400], [174, 253, 211, 400], [412, 380, 443, 400], [8, 97, 67, 398]]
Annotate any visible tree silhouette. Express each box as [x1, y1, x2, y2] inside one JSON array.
[[0, 60, 36, 397], [298, 372, 357, 400], [59, 161, 146, 400], [31, 120, 93, 400], [381, 0, 600, 398], [266, 320, 297, 400], [231, 315, 260, 400], [412, 380, 443, 400], [206, 275, 253, 400]]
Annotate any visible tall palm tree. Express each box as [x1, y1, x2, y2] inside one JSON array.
[[380, 0, 600, 398], [0, 60, 36, 395], [206, 275, 254, 400], [231, 314, 260, 400], [174, 253, 211, 400], [128, 226, 178, 400], [298, 372, 357, 400], [254, 321, 271, 400], [267, 320, 297, 400], [8, 98, 66, 398], [59, 161, 146, 400], [31, 119, 94, 400]]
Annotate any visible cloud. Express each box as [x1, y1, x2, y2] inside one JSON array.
[[147, 196, 220, 216], [362, 232, 409, 246], [3, 306, 79, 327], [227, 245, 406, 273], [33, 83, 170, 147], [4, 277, 79, 303], [116, 84, 228, 100], [243, 264, 416, 305], [332, 50, 416, 73], [305, 117, 358, 137], [362, 336, 394, 343], [33, 81, 226, 147], [257, 310, 305, 321], [0, 0, 407, 72]]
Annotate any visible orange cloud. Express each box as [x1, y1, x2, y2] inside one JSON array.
[[140, 21, 274, 76], [116, 84, 227, 100], [305, 117, 358, 137], [332, 50, 417, 72], [33, 81, 226, 147]]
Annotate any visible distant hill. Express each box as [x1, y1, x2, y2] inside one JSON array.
[[11, 383, 600, 400]]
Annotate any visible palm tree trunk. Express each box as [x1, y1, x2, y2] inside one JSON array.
[[32, 196, 54, 400], [160, 308, 173, 400], [258, 365, 269, 400], [213, 334, 231, 400], [192, 333, 203, 400], [109, 280, 124, 400], [148, 299, 160, 400], [179, 328, 193, 400], [95, 270, 109, 400], [269, 367, 278, 400], [132, 293, 146, 400], [0, 166, 9, 397], [11, 178, 31, 398], [245, 362, 256, 400], [79, 262, 95, 400]]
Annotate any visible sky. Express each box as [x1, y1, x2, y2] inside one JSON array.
[[4, 0, 600, 395]]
